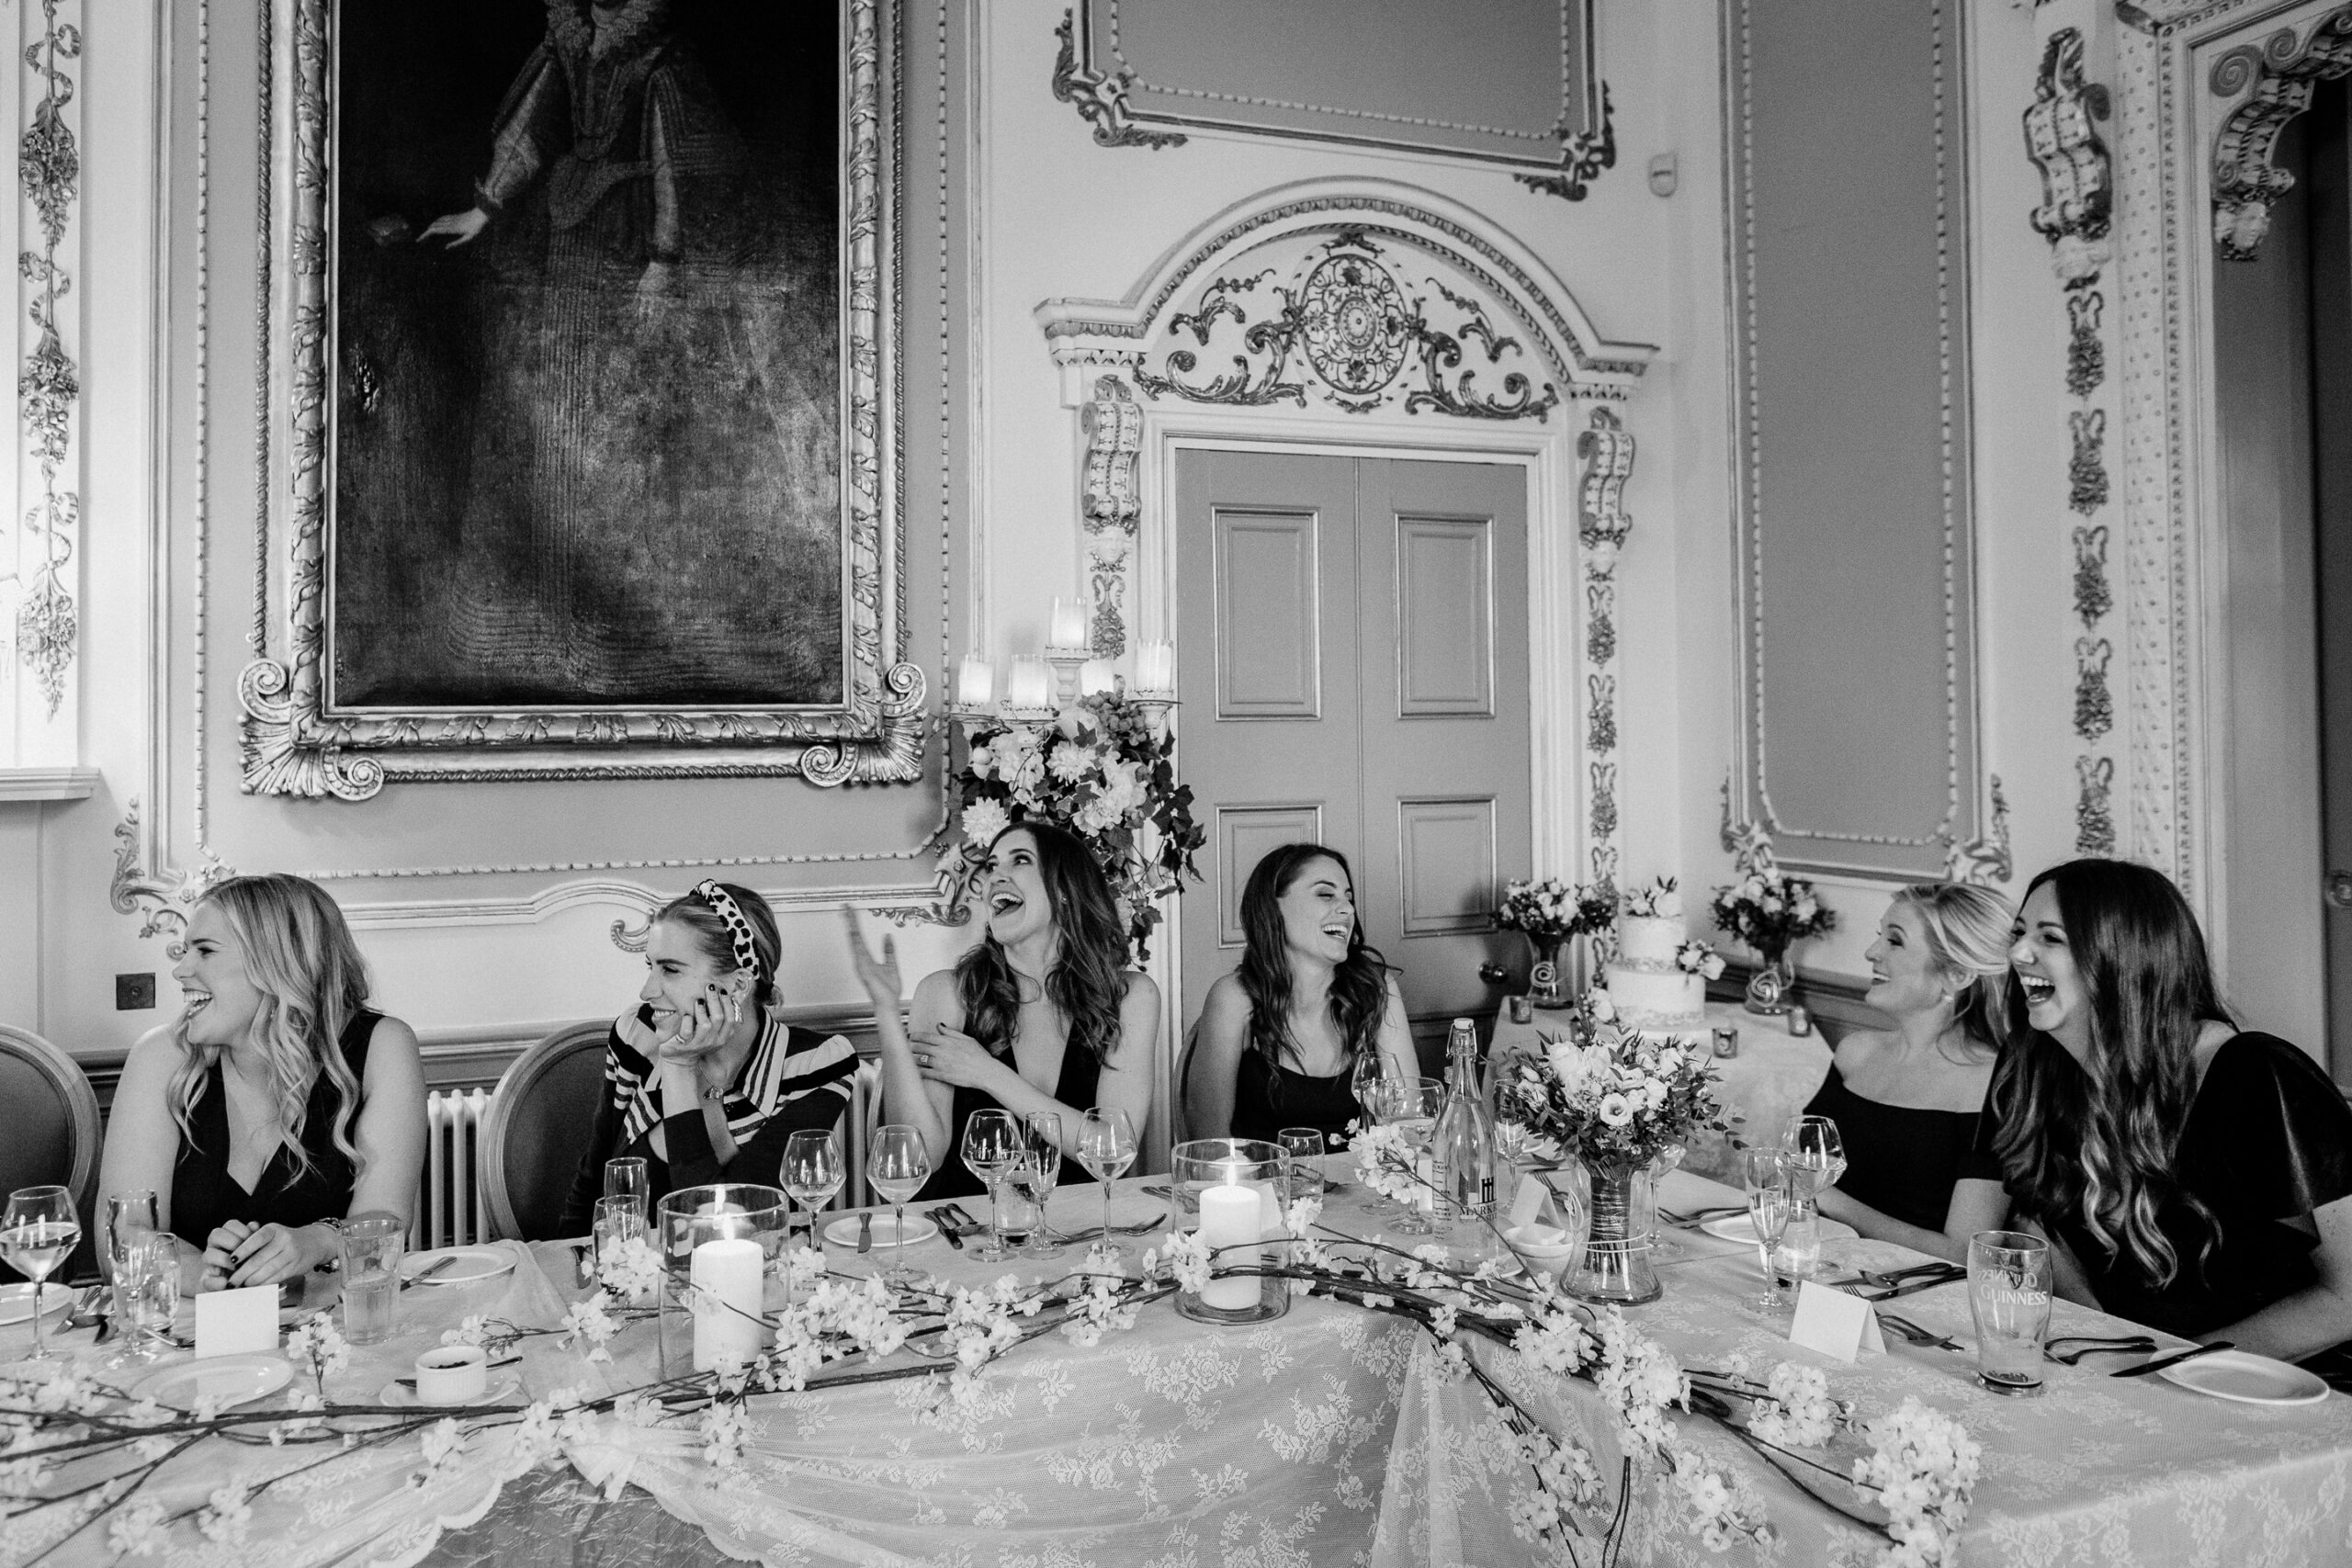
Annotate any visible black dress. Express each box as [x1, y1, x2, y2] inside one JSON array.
[[1964, 1031, 2352, 1339], [1229, 1047, 1359, 1151], [555, 1007, 858, 1235], [918, 1039, 1102, 1202], [1799, 1063, 1981, 1234], [170, 1010, 381, 1250]]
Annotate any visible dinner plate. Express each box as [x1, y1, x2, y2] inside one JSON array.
[[130, 1354, 293, 1411], [379, 1372, 523, 1409], [823, 1213, 937, 1249], [1699, 1213, 1860, 1245], [400, 1247, 515, 1286], [0, 1283, 73, 1327], [2155, 1348, 2330, 1405]]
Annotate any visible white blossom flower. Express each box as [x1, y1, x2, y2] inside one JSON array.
[[107, 1503, 169, 1558], [596, 1234, 662, 1301], [1747, 1361, 1841, 1450], [960, 796, 1012, 846], [558, 1293, 620, 1361], [198, 1480, 252, 1544], [416, 1418, 467, 1480]]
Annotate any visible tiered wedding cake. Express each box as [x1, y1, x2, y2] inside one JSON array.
[[1598, 879, 1723, 1039]]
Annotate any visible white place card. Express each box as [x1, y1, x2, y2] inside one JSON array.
[[1787, 1280, 1885, 1364], [1509, 1173, 1568, 1231], [195, 1283, 279, 1359]]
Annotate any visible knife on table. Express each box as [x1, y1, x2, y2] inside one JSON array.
[[857, 1212, 873, 1255], [2112, 1340, 2232, 1378], [928, 1208, 965, 1250]]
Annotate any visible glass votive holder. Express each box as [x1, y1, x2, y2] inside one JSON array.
[[1170, 1139, 1289, 1325], [656, 1183, 791, 1376], [1711, 1024, 1740, 1059], [1506, 996, 1535, 1026]]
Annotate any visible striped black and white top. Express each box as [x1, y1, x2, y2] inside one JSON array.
[[557, 1006, 858, 1234]]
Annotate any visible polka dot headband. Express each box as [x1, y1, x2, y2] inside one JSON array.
[[693, 881, 763, 980]]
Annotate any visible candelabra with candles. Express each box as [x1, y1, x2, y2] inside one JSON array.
[[948, 626, 1177, 739]]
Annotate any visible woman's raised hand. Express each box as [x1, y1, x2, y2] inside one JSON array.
[[840, 906, 904, 1008]]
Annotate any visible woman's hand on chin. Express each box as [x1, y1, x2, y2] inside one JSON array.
[[654, 984, 737, 1067], [906, 1026, 1001, 1090]]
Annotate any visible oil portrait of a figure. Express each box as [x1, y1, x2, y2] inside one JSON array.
[[329, 0, 842, 709]]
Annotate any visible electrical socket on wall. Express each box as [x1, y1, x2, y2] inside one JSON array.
[[116, 973, 157, 1010]]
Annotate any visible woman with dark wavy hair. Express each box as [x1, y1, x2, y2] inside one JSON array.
[[1946, 859, 2352, 1358], [1185, 844, 1415, 1149], [847, 821, 1159, 1200]]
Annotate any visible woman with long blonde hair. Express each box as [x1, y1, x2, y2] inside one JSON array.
[[98, 874, 426, 1291], [1948, 859, 2352, 1359], [1804, 881, 2011, 1255]]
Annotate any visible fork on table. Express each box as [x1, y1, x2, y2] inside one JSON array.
[[2044, 1334, 2159, 1365]]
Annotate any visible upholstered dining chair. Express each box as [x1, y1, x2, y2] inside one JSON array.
[[0, 1025, 102, 1280], [479, 1021, 609, 1242]]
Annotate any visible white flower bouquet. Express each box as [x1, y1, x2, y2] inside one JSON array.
[[1708, 867, 1836, 959], [1498, 990, 1726, 1171], [1622, 875, 1682, 919], [1674, 939, 1727, 981], [948, 692, 1205, 959], [1495, 877, 1614, 942]]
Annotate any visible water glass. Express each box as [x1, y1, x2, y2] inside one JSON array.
[[103, 1191, 161, 1368], [960, 1110, 1023, 1263], [605, 1157, 650, 1208], [338, 1214, 406, 1346], [1018, 1112, 1065, 1260], [1277, 1128, 1326, 1204], [1377, 1078, 1445, 1235], [1968, 1230, 2053, 1396], [119, 1231, 179, 1362]]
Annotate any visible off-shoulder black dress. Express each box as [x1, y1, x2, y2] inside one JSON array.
[[1799, 1063, 1981, 1234], [1964, 1031, 2352, 1339]]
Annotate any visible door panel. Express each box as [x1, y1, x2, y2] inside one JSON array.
[[1214, 511, 1323, 717], [1176, 450, 1530, 1077], [1396, 517, 1495, 716]]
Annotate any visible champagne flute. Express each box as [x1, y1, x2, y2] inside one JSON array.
[[1075, 1108, 1138, 1266], [781, 1130, 845, 1258], [866, 1125, 932, 1288], [1018, 1112, 1065, 1261], [2, 1186, 82, 1361], [103, 1191, 160, 1370], [960, 1110, 1023, 1263], [1739, 1147, 1793, 1315]]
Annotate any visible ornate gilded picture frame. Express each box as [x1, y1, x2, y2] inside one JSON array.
[[240, 0, 921, 799]]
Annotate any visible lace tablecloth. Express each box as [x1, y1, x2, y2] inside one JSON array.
[[12, 1169, 2352, 1567]]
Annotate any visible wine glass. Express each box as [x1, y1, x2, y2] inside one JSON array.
[[1075, 1108, 1138, 1267], [2, 1186, 82, 1361], [960, 1110, 1023, 1263], [120, 1231, 178, 1364], [1276, 1127, 1327, 1205], [1378, 1078, 1446, 1235], [1018, 1112, 1065, 1261], [866, 1125, 933, 1288], [1350, 1049, 1393, 1134], [1780, 1115, 1846, 1201], [781, 1130, 845, 1261], [1739, 1147, 1793, 1315], [103, 1191, 160, 1370]]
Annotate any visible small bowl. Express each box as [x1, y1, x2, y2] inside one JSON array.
[[1503, 1223, 1582, 1280], [413, 1343, 488, 1405]]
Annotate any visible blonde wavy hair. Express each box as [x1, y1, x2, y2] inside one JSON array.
[[169, 874, 371, 1184], [1889, 881, 2015, 1061]]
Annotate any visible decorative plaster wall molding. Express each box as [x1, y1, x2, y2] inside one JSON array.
[[2209, 5, 2352, 259], [1080, 376, 1143, 657], [11, 0, 82, 718], [1050, 11, 1185, 151], [109, 800, 230, 958], [1576, 406, 1634, 888]]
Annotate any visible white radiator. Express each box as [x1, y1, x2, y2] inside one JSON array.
[[415, 1088, 492, 1249]]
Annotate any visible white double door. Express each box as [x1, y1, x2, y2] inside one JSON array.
[[1173, 448, 1532, 1073]]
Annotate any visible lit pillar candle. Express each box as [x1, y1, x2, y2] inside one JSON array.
[[956, 655, 994, 707], [1133, 640, 1176, 695], [1197, 1185, 1261, 1311], [1049, 596, 1088, 649], [689, 1236, 765, 1371], [1008, 656, 1053, 711]]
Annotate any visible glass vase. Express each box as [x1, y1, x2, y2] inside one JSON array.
[[1563, 1160, 1661, 1304], [656, 1183, 792, 1378], [1527, 934, 1573, 1009], [1743, 949, 1793, 1015]]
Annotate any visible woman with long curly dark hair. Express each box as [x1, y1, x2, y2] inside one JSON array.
[[847, 821, 1159, 1200], [1185, 843, 1415, 1148], [1947, 859, 2352, 1358]]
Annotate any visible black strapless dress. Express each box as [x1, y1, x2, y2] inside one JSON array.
[[1229, 1047, 1359, 1151], [919, 1040, 1103, 1202]]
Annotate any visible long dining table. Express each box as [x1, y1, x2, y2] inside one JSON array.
[[7, 1165, 2352, 1567]]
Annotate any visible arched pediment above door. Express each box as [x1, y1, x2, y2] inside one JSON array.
[[1033, 179, 1656, 420]]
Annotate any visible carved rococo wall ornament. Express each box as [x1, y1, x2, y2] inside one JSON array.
[[1080, 377, 1142, 658], [12, 0, 81, 717], [1577, 407, 1634, 888], [238, 0, 924, 801], [2210, 6, 2352, 260]]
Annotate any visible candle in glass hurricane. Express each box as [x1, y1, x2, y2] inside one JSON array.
[[956, 654, 995, 708], [1133, 640, 1176, 695], [1007, 657, 1054, 714], [1048, 597, 1088, 650]]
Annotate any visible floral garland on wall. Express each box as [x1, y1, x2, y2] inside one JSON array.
[[945, 692, 1206, 960], [1, 1201, 1980, 1566]]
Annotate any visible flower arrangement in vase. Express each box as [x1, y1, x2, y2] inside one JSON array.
[[1495, 988, 1726, 1303], [1495, 877, 1614, 1009], [1708, 863, 1836, 1016], [948, 692, 1205, 960]]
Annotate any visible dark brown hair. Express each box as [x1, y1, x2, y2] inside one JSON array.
[[956, 822, 1130, 1068], [1236, 843, 1390, 1110]]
